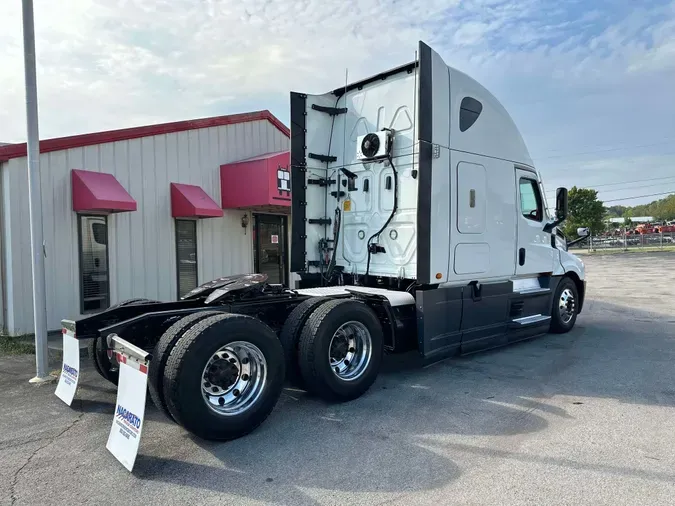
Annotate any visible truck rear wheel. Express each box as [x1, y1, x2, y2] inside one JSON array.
[[88, 298, 159, 385], [298, 299, 383, 402], [549, 277, 579, 333], [279, 297, 329, 388], [148, 310, 224, 421], [162, 313, 285, 441]]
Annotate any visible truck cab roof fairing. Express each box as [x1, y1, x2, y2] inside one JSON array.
[[446, 66, 533, 167], [288, 41, 536, 283]]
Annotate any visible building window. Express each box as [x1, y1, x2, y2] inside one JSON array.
[[176, 220, 198, 298], [78, 215, 110, 313], [519, 178, 543, 222], [459, 97, 483, 132]]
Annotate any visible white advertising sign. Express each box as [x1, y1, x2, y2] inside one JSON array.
[[54, 331, 81, 406], [106, 360, 148, 472]]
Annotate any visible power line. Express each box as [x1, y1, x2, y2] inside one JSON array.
[[602, 191, 675, 203], [530, 133, 675, 157], [598, 182, 675, 194], [544, 175, 675, 194], [535, 141, 675, 160]]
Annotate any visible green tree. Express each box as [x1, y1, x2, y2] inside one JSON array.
[[600, 192, 675, 223], [563, 186, 606, 238], [604, 205, 627, 218]]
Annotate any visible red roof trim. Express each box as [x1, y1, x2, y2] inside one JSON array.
[[0, 110, 289, 162]]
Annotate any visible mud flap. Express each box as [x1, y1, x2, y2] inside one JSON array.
[[55, 320, 80, 405], [105, 335, 150, 472]]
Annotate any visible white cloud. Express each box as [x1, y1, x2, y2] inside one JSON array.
[[1, 0, 674, 205]]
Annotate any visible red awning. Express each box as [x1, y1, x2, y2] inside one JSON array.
[[71, 169, 136, 213], [220, 151, 291, 213], [171, 183, 223, 218]]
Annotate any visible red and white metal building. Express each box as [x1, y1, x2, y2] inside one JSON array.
[[0, 111, 292, 334]]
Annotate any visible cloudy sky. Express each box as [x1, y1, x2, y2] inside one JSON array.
[[1, 0, 674, 206]]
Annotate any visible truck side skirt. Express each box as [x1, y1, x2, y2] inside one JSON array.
[[416, 276, 564, 360]]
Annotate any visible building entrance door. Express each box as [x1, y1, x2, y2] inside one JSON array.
[[254, 214, 288, 286]]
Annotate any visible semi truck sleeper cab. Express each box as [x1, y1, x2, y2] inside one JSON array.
[[54, 41, 587, 471]]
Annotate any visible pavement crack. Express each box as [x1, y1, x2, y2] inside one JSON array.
[[9, 406, 84, 506]]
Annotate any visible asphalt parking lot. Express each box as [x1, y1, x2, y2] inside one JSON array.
[[2, 252, 675, 506]]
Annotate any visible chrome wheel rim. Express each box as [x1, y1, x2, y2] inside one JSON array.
[[559, 288, 576, 324], [328, 321, 372, 381], [201, 341, 267, 416]]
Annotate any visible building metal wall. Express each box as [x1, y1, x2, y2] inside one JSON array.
[[1, 120, 289, 334]]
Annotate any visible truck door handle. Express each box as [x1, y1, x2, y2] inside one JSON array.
[[519, 248, 526, 266]]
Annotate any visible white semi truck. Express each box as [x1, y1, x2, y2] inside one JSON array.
[[55, 41, 587, 470]]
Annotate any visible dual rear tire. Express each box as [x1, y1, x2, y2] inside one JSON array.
[[282, 298, 384, 402], [147, 297, 383, 441], [147, 312, 285, 441]]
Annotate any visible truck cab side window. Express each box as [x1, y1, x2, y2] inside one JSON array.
[[519, 178, 543, 222], [176, 219, 198, 298], [78, 215, 110, 313], [459, 97, 483, 132]]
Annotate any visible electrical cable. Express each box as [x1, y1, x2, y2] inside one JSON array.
[[535, 141, 675, 160], [544, 175, 675, 195], [317, 96, 341, 285], [323, 207, 341, 284], [365, 155, 398, 282], [602, 191, 675, 203], [531, 134, 675, 158]]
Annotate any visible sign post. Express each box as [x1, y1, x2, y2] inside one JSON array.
[[21, 0, 51, 383]]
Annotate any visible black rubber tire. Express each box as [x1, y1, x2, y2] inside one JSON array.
[[549, 277, 579, 334], [147, 310, 224, 422], [89, 335, 120, 385], [298, 299, 384, 402], [87, 337, 105, 377], [279, 297, 330, 388], [89, 298, 158, 385], [162, 313, 285, 441]]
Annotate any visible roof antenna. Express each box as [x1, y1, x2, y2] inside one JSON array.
[[412, 50, 418, 179], [341, 68, 349, 171]]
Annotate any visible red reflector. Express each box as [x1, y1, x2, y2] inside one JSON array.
[[62, 328, 67, 334], [139, 364, 148, 374]]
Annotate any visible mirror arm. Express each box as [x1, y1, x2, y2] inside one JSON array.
[[567, 235, 588, 247], [543, 217, 562, 234]]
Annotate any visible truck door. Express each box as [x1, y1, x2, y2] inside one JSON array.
[[515, 168, 554, 275]]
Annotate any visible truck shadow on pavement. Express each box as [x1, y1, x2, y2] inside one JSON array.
[[132, 299, 675, 503]]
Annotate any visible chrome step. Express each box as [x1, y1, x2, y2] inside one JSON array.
[[511, 314, 551, 326], [517, 288, 551, 296]]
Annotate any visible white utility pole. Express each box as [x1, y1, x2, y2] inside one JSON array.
[[22, 0, 50, 383]]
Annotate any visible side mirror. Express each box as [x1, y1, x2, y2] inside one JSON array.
[[577, 227, 589, 237], [543, 187, 568, 233], [555, 187, 568, 222]]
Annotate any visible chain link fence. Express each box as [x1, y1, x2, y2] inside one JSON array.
[[569, 232, 675, 252]]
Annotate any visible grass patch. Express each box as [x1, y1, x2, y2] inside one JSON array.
[[0, 334, 35, 356], [574, 245, 675, 255]]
